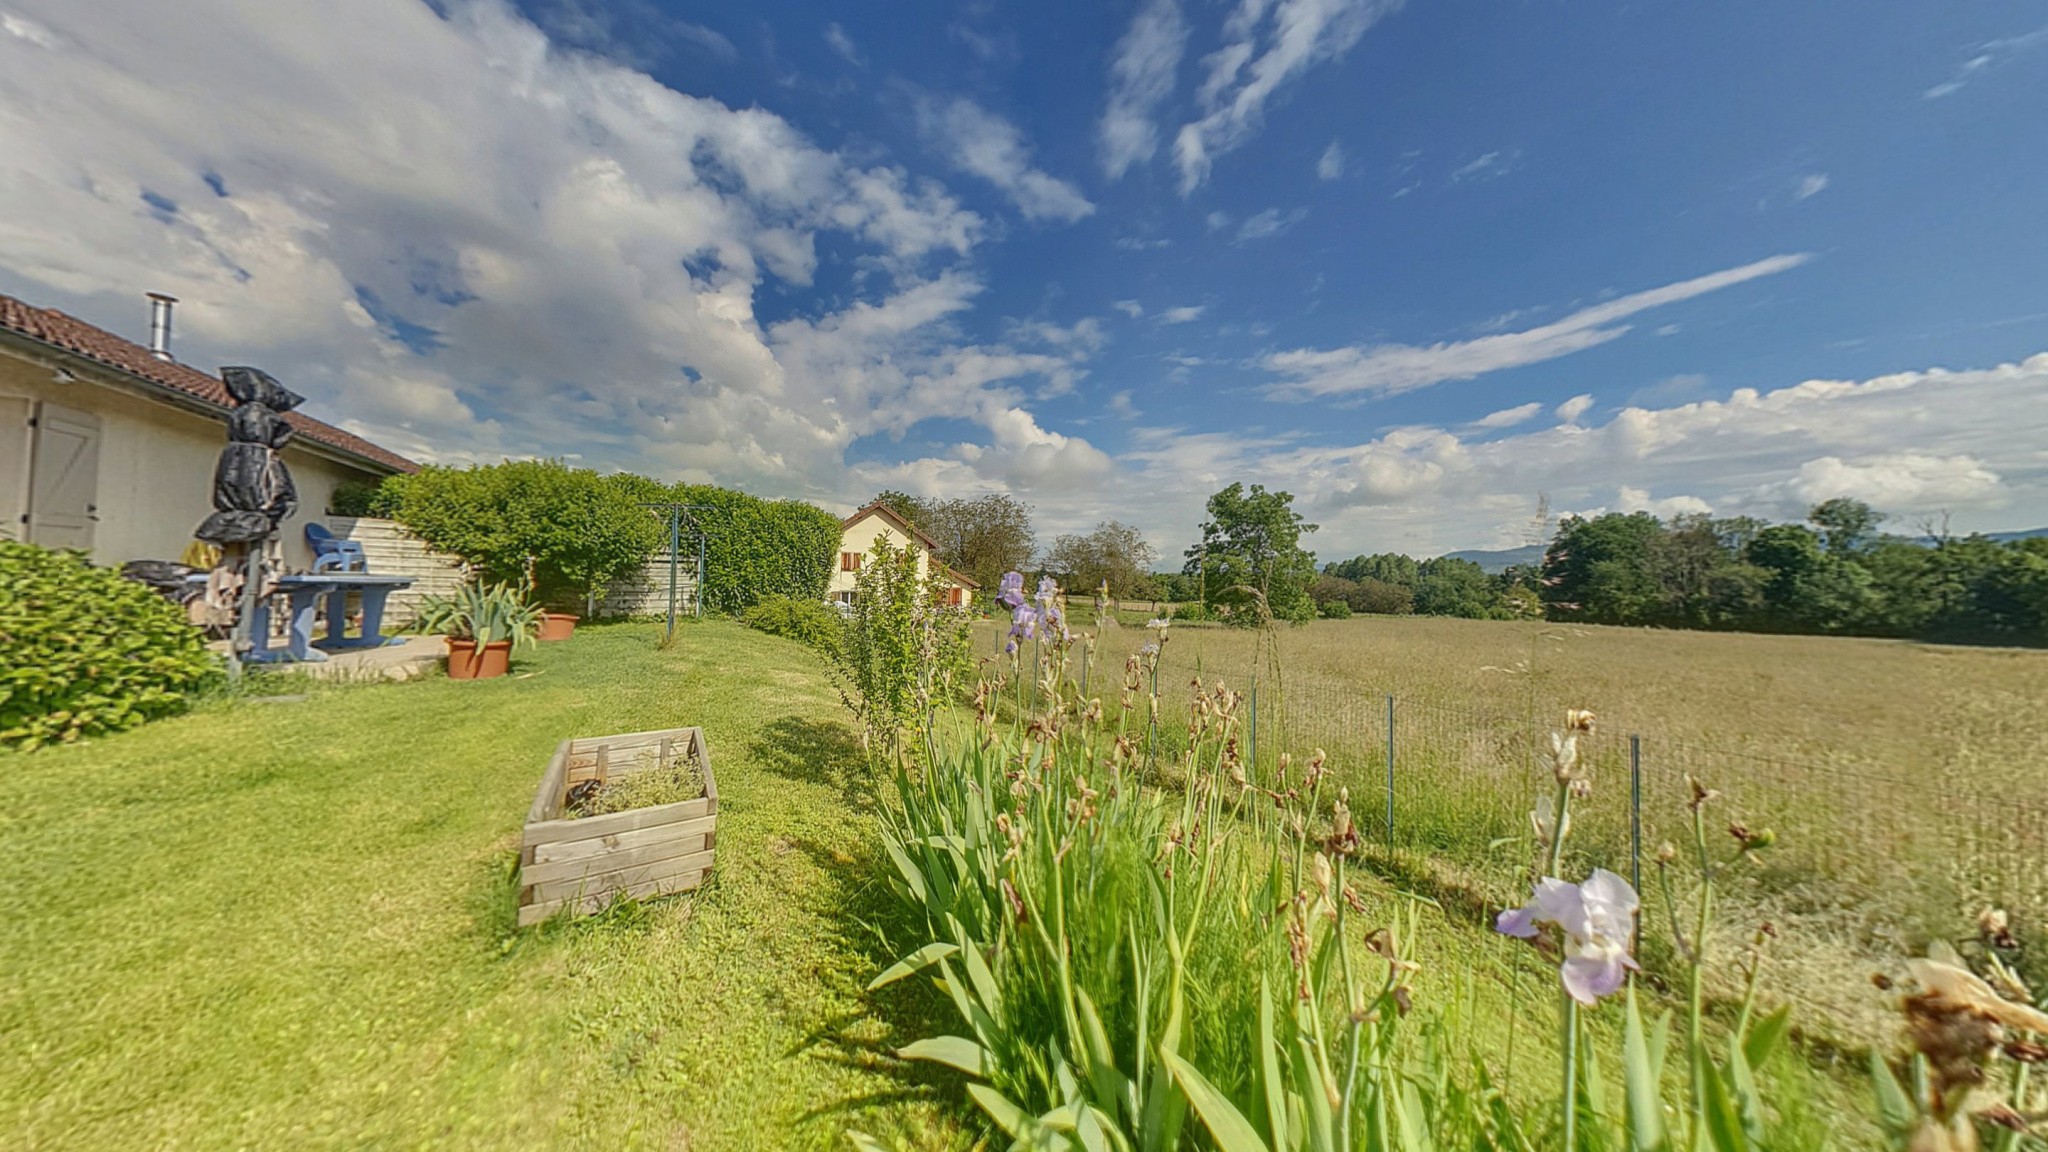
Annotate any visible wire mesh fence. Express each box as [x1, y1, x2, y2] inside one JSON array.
[[979, 624, 2048, 1048]]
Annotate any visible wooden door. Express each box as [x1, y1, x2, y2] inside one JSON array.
[[26, 402, 100, 550], [0, 396, 28, 540]]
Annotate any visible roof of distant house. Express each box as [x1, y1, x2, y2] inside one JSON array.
[[842, 499, 940, 552], [0, 294, 416, 474]]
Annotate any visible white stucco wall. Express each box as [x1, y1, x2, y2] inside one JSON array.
[[828, 511, 934, 599], [0, 350, 384, 570]]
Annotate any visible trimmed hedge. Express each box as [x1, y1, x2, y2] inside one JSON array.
[[0, 541, 221, 751], [677, 483, 841, 613], [739, 595, 845, 651]]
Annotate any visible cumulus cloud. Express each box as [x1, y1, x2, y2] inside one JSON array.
[[1260, 254, 1811, 400], [1173, 0, 1403, 194], [1092, 354, 2048, 559], [0, 0, 1110, 507], [916, 96, 1095, 223], [1156, 305, 1206, 324], [1098, 0, 1187, 179]]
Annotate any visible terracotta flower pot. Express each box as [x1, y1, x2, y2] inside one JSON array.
[[446, 637, 513, 680], [537, 612, 579, 642]]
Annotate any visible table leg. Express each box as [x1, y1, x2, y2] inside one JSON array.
[[324, 589, 349, 646], [359, 589, 391, 646], [246, 596, 279, 662], [287, 590, 328, 662]]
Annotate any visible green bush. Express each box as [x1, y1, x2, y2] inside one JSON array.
[[326, 477, 380, 517], [739, 596, 844, 651], [372, 461, 662, 614], [1169, 601, 1214, 622], [0, 541, 221, 751], [1317, 596, 1353, 618]]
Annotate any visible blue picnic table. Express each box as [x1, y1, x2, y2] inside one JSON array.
[[189, 572, 417, 663]]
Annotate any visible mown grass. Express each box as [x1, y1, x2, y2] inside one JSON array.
[[0, 621, 968, 1151]]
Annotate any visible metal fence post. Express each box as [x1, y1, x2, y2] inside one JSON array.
[[1249, 672, 1259, 778], [1629, 734, 1643, 893], [1385, 694, 1397, 853]]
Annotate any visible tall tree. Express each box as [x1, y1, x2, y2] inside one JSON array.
[[1184, 482, 1319, 623], [1540, 513, 1665, 624], [917, 494, 1036, 595], [1415, 556, 1506, 618], [868, 490, 927, 527], [1042, 520, 1157, 598]]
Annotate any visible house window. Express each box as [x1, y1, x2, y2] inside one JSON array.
[[841, 551, 862, 572]]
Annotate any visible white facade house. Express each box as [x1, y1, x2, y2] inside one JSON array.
[[829, 500, 978, 607], [0, 293, 414, 570]]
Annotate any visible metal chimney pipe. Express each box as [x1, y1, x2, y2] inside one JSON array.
[[146, 292, 177, 360]]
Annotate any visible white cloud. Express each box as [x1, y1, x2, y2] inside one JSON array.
[[1473, 402, 1541, 429], [916, 96, 1095, 224], [1112, 299, 1145, 318], [1316, 140, 1344, 180], [1156, 305, 1206, 324], [1776, 453, 2001, 509], [1924, 25, 2047, 99], [1102, 353, 2048, 557], [1555, 394, 1594, 423], [1204, 210, 1231, 232], [1173, 0, 1403, 194], [824, 22, 863, 67], [1260, 253, 1811, 399], [0, 0, 1119, 509], [1098, 0, 1187, 179], [1234, 206, 1306, 242], [1450, 150, 1514, 183], [1793, 173, 1829, 201]]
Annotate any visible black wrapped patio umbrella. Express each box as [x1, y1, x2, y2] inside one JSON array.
[[195, 367, 303, 678]]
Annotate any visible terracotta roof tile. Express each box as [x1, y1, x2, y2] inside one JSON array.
[[0, 294, 416, 474]]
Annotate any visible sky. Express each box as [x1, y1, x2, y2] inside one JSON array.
[[2, 0, 2045, 560]]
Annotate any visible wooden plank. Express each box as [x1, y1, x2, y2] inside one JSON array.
[[528, 812, 715, 867], [520, 827, 713, 886], [522, 798, 711, 849], [518, 867, 708, 926], [567, 725, 698, 753], [525, 741, 571, 825], [697, 728, 718, 814], [526, 846, 715, 905], [529, 814, 715, 867]]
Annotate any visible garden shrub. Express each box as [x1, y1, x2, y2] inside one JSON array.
[[739, 595, 844, 651], [676, 483, 841, 613], [1317, 596, 1353, 618], [373, 460, 662, 613], [0, 541, 220, 751], [1169, 601, 1213, 622]]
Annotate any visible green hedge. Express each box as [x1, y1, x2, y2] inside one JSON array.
[[677, 483, 841, 613], [0, 541, 221, 751], [360, 463, 841, 616]]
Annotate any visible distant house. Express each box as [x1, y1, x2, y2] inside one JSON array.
[[0, 293, 416, 569], [830, 500, 979, 607]]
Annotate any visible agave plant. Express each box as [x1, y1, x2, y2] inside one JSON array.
[[415, 582, 543, 648]]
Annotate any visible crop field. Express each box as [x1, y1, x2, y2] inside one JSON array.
[[982, 612, 2048, 1047]]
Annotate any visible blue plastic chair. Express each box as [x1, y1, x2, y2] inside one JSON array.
[[305, 522, 368, 573]]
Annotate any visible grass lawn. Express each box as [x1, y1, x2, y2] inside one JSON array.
[[0, 615, 1884, 1149], [0, 621, 967, 1150]]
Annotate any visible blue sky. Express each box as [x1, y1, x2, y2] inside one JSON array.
[[2, 0, 2045, 557]]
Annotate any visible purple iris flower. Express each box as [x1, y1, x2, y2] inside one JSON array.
[[998, 571, 1026, 609], [1004, 603, 1039, 654], [1496, 868, 1639, 1006]]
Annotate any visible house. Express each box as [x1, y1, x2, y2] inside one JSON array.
[[0, 293, 416, 570], [830, 499, 979, 607]]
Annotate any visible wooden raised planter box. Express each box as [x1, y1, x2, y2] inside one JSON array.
[[518, 726, 718, 926]]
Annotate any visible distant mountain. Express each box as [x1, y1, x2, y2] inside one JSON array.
[[1986, 527, 2048, 544], [1443, 544, 1546, 573]]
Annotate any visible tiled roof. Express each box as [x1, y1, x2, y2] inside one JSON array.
[[0, 294, 417, 474], [843, 499, 940, 552]]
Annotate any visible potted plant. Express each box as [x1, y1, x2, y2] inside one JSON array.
[[523, 555, 579, 642], [417, 583, 542, 680]]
